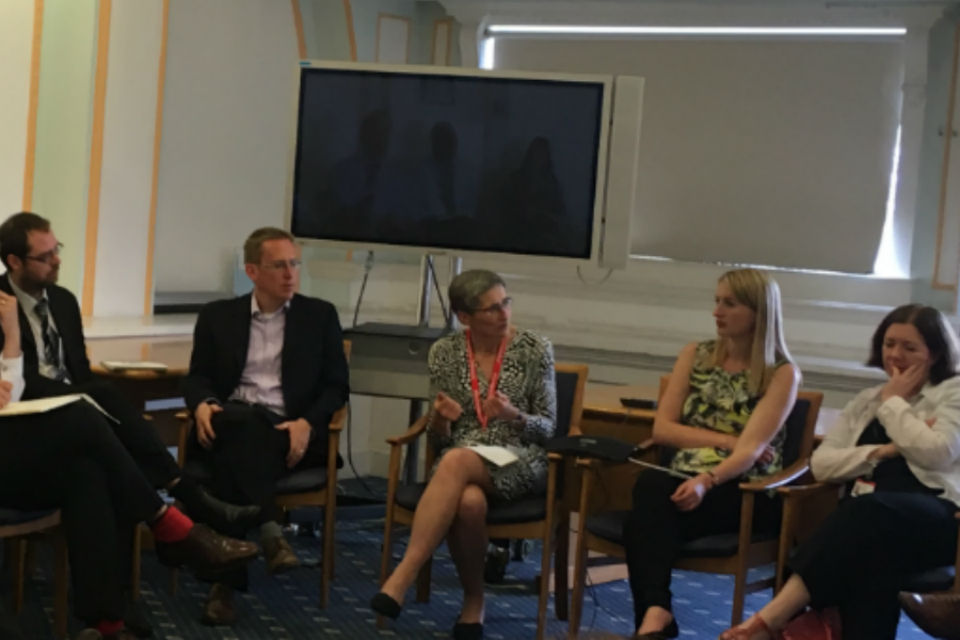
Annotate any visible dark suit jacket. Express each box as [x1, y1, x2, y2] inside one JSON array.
[[0, 274, 94, 399], [181, 293, 350, 456]]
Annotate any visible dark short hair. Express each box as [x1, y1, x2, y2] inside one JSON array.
[[866, 303, 960, 385], [243, 227, 295, 264], [0, 212, 51, 269], [448, 269, 506, 314]]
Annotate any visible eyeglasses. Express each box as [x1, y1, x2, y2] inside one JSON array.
[[24, 242, 63, 265], [260, 258, 302, 272], [473, 297, 512, 316]]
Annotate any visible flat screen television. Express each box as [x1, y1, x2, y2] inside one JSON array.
[[288, 62, 611, 261]]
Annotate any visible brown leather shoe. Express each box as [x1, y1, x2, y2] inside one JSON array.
[[154, 524, 258, 574], [201, 583, 236, 626], [899, 591, 960, 640], [263, 535, 300, 574]]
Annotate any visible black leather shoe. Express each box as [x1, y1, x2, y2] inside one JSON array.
[[154, 524, 258, 574], [170, 480, 261, 532], [899, 591, 960, 640], [634, 619, 679, 639], [370, 592, 402, 619], [452, 621, 483, 640]]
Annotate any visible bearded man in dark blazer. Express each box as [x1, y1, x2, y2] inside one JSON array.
[[0, 211, 261, 636], [181, 226, 349, 625]]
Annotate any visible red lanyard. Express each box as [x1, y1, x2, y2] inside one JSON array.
[[465, 329, 508, 430]]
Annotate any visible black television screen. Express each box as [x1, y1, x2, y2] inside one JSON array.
[[290, 65, 607, 259]]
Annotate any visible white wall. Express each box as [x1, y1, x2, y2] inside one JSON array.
[[0, 0, 35, 215], [154, 0, 299, 294], [93, 0, 164, 316]]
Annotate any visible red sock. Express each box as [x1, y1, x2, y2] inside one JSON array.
[[96, 620, 124, 636], [151, 506, 194, 543]]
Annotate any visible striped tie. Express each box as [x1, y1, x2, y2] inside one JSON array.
[[34, 299, 66, 381]]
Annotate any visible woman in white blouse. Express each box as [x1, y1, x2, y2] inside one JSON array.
[[720, 303, 960, 640]]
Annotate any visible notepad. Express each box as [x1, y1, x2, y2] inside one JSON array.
[[465, 445, 519, 467], [0, 393, 119, 424], [627, 456, 695, 480], [100, 360, 169, 373]]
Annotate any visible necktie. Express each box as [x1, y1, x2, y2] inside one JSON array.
[[34, 299, 66, 380]]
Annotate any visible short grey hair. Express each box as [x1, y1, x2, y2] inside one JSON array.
[[448, 269, 506, 314]]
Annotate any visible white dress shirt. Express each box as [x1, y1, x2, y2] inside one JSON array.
[[8, 278, 66, 382], [228, 295, 288, 416], [811, 376, 960, 507], [0, 355, 25, 403]]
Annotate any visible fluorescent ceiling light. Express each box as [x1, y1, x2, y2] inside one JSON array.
[[486, 25, 907, 36]]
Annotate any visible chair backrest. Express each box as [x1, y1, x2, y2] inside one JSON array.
[[555, 363, 589, 438], [657, 374, 823, 467]]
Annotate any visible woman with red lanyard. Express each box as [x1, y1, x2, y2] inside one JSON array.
[[371, 269, 556, 640]]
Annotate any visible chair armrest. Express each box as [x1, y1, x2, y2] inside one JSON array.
[[328, 406, 347, 433], [739, 461, 810, 492], [775, 480, 841, 497], [386, 415, 430, 447], [176, 410, 190, 422]]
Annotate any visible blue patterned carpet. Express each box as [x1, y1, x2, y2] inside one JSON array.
[[9, 512, 936, 639]]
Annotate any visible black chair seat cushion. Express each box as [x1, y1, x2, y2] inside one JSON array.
[[585, 511, 776, 558], [0, 508, 57, 527], [183, 460, 327, 494], [394, 483, 547, 525]]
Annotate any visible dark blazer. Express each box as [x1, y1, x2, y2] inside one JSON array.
[[0, 274, 94, 399], [182, 293, 350, 454]]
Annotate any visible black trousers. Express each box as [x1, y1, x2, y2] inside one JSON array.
[[185, 402, 323, 589], [0, 402, 164, 625], [73, 379, 182, 489], [790, 492, 959, 640], [623, 471, 781, 628]]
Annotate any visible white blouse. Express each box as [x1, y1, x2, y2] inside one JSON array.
[[0, 355, 25, 404], [811, 376, 960, 507]]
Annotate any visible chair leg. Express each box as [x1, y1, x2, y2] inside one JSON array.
[[415, 556, 432, 603], [536, 525, 552, 640], [130, 524, 143, 601], [321, 500, 336, 609], [53, 533, 68, 639], [12, 538, 25, 614], [168, 568, 179, 596], [554, 515, 570, 622]]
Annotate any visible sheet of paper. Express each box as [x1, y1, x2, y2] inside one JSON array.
[[0, 393, 119, 424], [466, 445, 519, 467], [627, 457, 695, 480]]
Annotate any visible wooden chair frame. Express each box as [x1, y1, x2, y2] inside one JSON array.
[[171, 341, 351, 608], [378, 362, 589, 640], [1, 510, 68, 638], [568, 387, 823, 636]]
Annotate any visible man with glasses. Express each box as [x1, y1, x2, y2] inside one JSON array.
[[0, 212, 264, 637], [181, 226, 349, 625]]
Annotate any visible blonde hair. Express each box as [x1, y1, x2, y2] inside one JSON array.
[[712, 268, 794, 394]]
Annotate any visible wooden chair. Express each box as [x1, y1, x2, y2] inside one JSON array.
[[173, 340, 351, 607], [568, 380, 823, 636], [775, 479, 960, 595], [0, 508, 68, 638], [378, 363, 589, 640]]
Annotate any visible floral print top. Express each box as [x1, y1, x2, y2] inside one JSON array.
[[669, 340, 786, 481]]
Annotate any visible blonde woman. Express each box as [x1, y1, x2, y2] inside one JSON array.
[[625, 268, 801, 639]]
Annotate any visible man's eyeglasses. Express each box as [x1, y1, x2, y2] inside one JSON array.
[[24, 242, 63, 265], [260, 258, 302, 272], [473, 297, 512, 316]]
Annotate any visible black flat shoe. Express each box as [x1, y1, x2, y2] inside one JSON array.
[[452, 621, 483, 640], [634, 618, 679, 639], [370, 592, 402, 619]]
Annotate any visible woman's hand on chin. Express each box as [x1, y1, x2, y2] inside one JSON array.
[[881, 363, 926, 402], [0, 380, 12, 410]]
